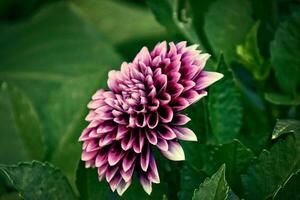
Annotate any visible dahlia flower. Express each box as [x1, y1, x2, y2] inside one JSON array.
[[79, 41, 223, 195]]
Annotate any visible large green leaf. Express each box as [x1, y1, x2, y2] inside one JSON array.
[[0, 161, 77, 200], [0, 1, 122, 188], [236, 22, 270, 80], [71, 0, 165, 45], [272, 119, 300, 140], [0, 82, 45, 164], [208, 56, 243, 143], [271, 8, 300, 93], [241, 134, 300, 199], [265, 92, 300, 106], [273, 170, 300, 200], [146, 0, 201, 44], [192, 164, 229, 200], [202, 140, 254, 195], [204, 0, 254, 61]]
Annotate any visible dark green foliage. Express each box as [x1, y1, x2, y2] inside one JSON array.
[[0, 161, 77, 200], [0, 0, 300, 199]]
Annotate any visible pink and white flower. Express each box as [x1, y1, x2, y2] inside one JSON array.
[[79, 41, 223, 195]]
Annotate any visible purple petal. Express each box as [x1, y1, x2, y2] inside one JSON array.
[[81, 150, 97, 161], [194, 71, 223, 91], [161, 141, 185, 161], [147, 155, 160, 184], [170, 97, 189, 111], [116, 179, 132, 196], [139, 175, 152, 195], [156, 137, 168, 151], [121, 132, 134, 151], [172, 114, 191, 125], [109, 174, 122, 192], [157, 105, 173, 123], [133, 129, 145, 153], [108, 147, 125, 166], [158, 125, 176, 140], [140, 144, 150, 171], [122, 151, 136, 172], [173, 127, 197, 141], [106, 165, 119, 182], [145, 130, 158, 145], [147, 112, 159, 129]]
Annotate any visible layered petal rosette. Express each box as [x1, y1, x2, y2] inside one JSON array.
[[79, 41, 223, 195]]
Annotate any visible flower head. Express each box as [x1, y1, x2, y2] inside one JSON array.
[[79, 41, 223, 195]]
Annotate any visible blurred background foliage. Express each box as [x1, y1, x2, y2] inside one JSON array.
[[0, 0, 299, 199]]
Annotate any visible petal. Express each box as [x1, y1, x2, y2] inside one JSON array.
[[133, 129, 145, 153], [158, 125, 176, 140], [109, 174, 122, 192], [81, 150, 97, 161], [147, 112, 159, 129], [173, 127, 197, 141], [139, 175, 152, 195], [161, 141, 185, 161], [116, 179, 132, 196], [170, 97, 189, 111], [147, 155, 160, 184], [140, 144, 151, 172], [108, 147, 125, 166], [95, 152, 108, 167], [166, 82, 184, 98], [182, 90, 207, 104], [120, 163, 135, 182], [133, 47, 151, 65], [157, 105, 173, 123], [122, 151, 137, 172], [116, 125, 128, 140], [121, 131, 134, 151], [172, 114, 191, 125], [145, 129, 158, 145], [194, 71, 223, 91], [106, 165, 119, 182], [156, 137, 168, 151]]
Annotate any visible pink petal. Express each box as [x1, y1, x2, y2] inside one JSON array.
[[147, 112, 159, 129], [139, 175, 152, 195], [172, 114, 191, 125], [161, 141, 185, 161], [158, 125, 176, 140], [173, 127, 197, 141], [140, 144, 150, 171], [116, 179, 132, 196], [194, 71, 223, 91], [157, 105, 173, 123]]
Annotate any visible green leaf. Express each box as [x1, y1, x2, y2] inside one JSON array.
[[273, 170, 300, 200], [146, 0, 201, 44], [271, 8, 300, 93], [204, 0, 254, 61], [272, 119, 300, 140], [71, 0, 165, 45], [0, 82, 45, 163], [0, 2, 122, 189], [192, 164, 229, 200], [202, 140, 254, 194], [241, 134, 300, 199], [0, 161, 77, 200], [178, 165, 207, 200], [208, 56, 243, 143], [236, 22, 270, 80], [265, 92, 300, 106]]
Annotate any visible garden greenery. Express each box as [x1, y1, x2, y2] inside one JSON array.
[[0, 0, 299, 200]]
